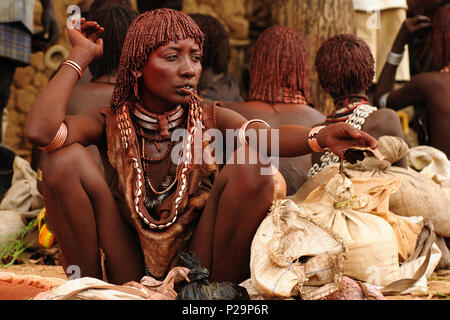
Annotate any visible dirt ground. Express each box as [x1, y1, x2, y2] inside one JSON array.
[[0, 264, 67, 280], [0, 263, 448, 300]]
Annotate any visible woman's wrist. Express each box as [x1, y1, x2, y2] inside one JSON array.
[[66, 47, 93, 71], [391, 41, 406, 55], [308, 126, 328, 152], [391, 28, 409, 54]]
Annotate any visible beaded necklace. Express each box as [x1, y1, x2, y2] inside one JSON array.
[[278, 88, 308, 104], [132, 102, 187, 214], [122, 90, 204, 230], [326, 95, 369, 123]]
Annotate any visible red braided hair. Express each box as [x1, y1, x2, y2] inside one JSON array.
[[247, 25, 310, 104], [315, 34, 374, 99]]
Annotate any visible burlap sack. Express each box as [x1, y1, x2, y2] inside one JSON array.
[[342, 136, 450, 237], [300, 174, 417, 286], [408, 145, 450, 186], [343, 176, 423, 262], [0, 156, 44, 244], [249, 199, 345, 300]]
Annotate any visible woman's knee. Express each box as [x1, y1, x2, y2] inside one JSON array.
[[41, 143, 96, 189], [227, 163, 276, 198]]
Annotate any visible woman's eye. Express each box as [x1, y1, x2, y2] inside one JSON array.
[[191, 55, 201, 62], [166, 55, 178, 61]]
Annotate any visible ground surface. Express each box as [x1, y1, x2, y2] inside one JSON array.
[[0, 264, 449, 300]]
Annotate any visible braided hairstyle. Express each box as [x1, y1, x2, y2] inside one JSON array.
[[431, 3, 450, 70], [315, 34, 374, 99], [87, 5, 138, 80], [247, 25, 310, 104], [111, 8, 204, 112], [189, 13, 230, 74]]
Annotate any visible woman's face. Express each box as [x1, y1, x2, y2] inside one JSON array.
[[140, 38, 202, 113]]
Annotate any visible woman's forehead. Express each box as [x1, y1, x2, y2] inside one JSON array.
[[156, 38, 201, 51]]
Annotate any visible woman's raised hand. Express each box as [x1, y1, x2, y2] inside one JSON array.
[[67, 18, 104, 61], [393, 15, 432, 50], [316, 123, 378, 163]]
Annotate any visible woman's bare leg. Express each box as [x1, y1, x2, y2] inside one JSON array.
[[189, 146, 276, 283], [41, 143, 144, 284]]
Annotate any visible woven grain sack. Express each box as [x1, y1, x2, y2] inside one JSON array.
[[300, 173, 421, 286], [343, 136, 450, 237], [0, 156, 44, 244], [250, 199, 345, 300], [408, 145, 450, 186]]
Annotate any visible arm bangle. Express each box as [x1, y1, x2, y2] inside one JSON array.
[[378, 92, 390, 108], [308, 125, 328, 152], [62, 59, 83, 79], [386, 51, 404, 66], [39, 122, 68, 153], [238, 119, 271, 146]]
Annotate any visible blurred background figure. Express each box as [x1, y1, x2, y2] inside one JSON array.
[[223, 26, 325, 195], [406, 0, 450, 75], [76, 0, 133, 85], [310, 33, 406, 181], [190, 13, 243, 102], [353, 0, 411, 86], [78, 0, 132, 18], [374, 5, 450, 159], [0, 0, 59, 144]]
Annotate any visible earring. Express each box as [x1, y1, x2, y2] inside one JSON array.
[[132, 70, 142, 102]]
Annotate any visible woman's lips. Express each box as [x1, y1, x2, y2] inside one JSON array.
[[178, 86, 194, 96]]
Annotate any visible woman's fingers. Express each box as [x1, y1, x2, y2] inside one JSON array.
[[343, 124, 378, 149], [87, 27, 104, 41], [81, 20, 98, 31], [80, 21, 104, 42], [409, 15, 432, 32]]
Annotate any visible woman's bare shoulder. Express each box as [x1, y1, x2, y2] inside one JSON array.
[[364, 108, 403, 139]]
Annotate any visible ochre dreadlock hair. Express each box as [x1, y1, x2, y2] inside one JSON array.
[[432, 3, 450, 70], [111, 8, 204, 112], [247, 25, 310, 104], [189, 13, 230, 74], [87, 5, 138, 80], [315, 34, 374, 99]]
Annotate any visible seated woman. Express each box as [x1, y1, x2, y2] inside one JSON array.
[[189, 13, 243, 102], [24, 9, 377, 285], [374, 6, 450, 159], [308, 33, 407, 180], [224, 26, 326, 195]]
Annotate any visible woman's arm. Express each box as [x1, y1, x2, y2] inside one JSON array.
[[25, 19, 104, 148], [373, 15, 432, 108], [214, 106, 378, 162]]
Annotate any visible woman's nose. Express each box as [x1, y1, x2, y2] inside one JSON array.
[[180, 59, 197, 78]]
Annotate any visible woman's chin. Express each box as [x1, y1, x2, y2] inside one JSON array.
[[173, 94, 192, 106]]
